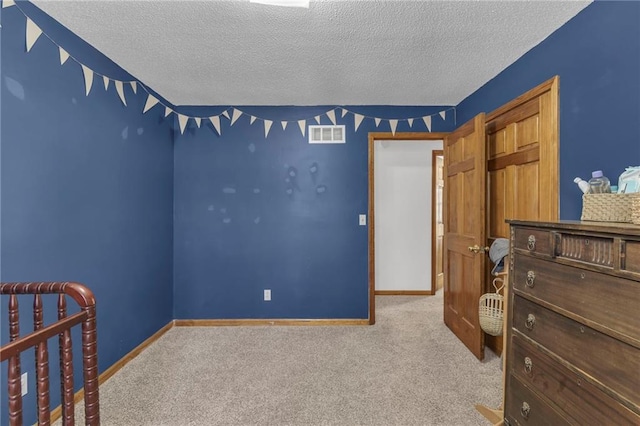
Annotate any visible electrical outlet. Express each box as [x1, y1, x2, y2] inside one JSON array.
[[264, 289, 271, 301], [21, 372, 27, 396], [359, 214, 367, 226]]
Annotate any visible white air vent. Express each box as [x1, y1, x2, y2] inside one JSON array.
[[308, 125, 346, 144]]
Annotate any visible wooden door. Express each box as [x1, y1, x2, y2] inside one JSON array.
[[443, 114, 487, 361], [485, 77, 559, 355]]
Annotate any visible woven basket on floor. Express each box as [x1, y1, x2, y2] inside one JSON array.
[[581, 193, 640, 224], [479, 277, 504, 337]]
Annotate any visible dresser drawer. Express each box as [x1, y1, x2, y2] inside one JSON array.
[[505, 373, 569, 426], [509, 333, 640, 424], [513, 227, 554, 256], [555, 232, 615, 267], [512, 296, 640, 408], [512, 254, 640, 344]]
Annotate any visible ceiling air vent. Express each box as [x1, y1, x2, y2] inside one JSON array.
[[308, 125, 346, 144]]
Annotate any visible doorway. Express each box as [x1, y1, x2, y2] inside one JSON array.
[[368, 132, 447, 324], [431, 151, 444, 294]]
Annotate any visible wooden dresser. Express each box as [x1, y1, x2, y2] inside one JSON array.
[[504, 220, 640, 425]]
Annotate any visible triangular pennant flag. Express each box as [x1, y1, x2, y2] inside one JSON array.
[[314, 115, 321, 124], [407, 118, 414, 128], [2, 0, 16, 8], [281, 121, 288, 130], [143, 94, 158, 113], [354, 114, 364, 132], [164, 106, 173, 117], [423, 116, 432, 132], [103, 76, 110, 90], [374, 118, 382, 128], [264, 120, 273, 138], [250, 116, 257, 125], [389, 119, 398, 136], [195, 117, 201, 128], [178, 114, 189, 135], [341, 108, 348, 118], [26, 18, 42, 53], [59, 47, 70, 65], [115, 80, 127, 106], [81, 65, 94, 96], [222, 110, 230, 120], [439, 110, 446, 121], [130, 81, 137, 94], [298, 120, 306, 137], [209, 116, 221, 135], [230, 108, 242, 126], [326, 109, 336, 125]]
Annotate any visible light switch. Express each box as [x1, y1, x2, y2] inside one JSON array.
[[359, 214, 367, 226]]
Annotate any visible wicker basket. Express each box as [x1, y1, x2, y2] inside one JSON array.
[[479, 277, 504, 337], [581, 193, 640, 224]]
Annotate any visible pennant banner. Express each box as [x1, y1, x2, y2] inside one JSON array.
[[178, 114, 189, 134], [264, 120, 273, 138], [81, 65, 93, 96], [423, 116, 432, 132], [230, 108, 242, 126], [115, 80, 127, 106], [209, 116, 221, 135], [143, 94, 159, 113], [354, 114, 364, 132], [26, 18, 42, 52], [389, 119, 398, 136], [327, 109, 336, 125], [59, 47, 69, 65], [7, 8, 461, 140]]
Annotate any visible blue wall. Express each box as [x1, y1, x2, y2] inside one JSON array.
[[456, 0, 640, 220], [173, 105, 453, 319], [1, 2, 174, 424]]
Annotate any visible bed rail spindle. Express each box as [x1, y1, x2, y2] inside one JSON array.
[[8, 294, 23, 426], [58, 293, 75, 425], [34, 293, 52, 425], [81, 304, 100, 425]]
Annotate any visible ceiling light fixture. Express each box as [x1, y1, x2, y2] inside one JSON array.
[[249, 0, 310, 8]]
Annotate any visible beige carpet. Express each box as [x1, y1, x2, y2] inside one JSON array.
[[61, 292, 502, 425]]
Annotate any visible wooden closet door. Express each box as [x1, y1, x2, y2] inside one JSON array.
[[485, 76, 559, 355]]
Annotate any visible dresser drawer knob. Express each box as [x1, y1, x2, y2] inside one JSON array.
[[527, 235, 536, 251], [520, 402, 531, 419], [525, 314, 536, 330], [524, 357, 533, 374], [526, 271, 536, 288]]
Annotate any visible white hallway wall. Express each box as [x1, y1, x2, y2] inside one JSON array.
[[374, 140, 443, 292]]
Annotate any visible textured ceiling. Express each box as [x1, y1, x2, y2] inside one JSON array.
[[31, 0, 591, 106]]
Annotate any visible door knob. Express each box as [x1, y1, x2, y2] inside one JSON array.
[[467, 245, 490, 253]]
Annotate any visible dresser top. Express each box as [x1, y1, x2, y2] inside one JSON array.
[[507, 220, 640, 236]]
